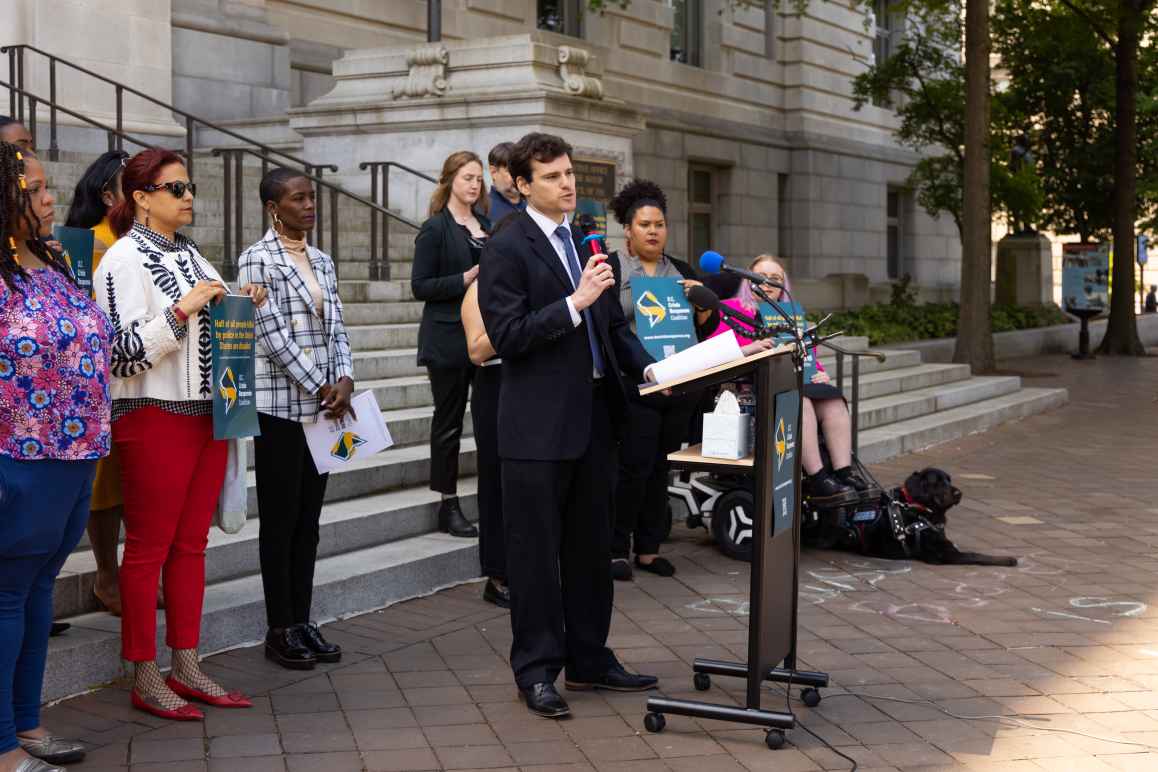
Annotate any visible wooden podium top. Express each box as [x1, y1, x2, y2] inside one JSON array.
[[638, 343, 794, 397], [668, 443, 754, 471]]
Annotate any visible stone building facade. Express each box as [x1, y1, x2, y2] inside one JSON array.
[[1, 0, 962, 306]]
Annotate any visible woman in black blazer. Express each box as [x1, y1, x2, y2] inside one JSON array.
[[412, 151, 492, 537]]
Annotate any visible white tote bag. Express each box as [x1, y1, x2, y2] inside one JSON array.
[[214, 438, 248, 534]]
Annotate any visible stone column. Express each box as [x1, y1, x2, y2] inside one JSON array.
[[0, 0, 182, 141]]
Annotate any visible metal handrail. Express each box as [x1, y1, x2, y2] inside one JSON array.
[[359, 161, 437, 281], [1, 43, 324, 174], [816, 338, 887, 457], [0, 78, 158, 156], [213, 146, 420, 280]]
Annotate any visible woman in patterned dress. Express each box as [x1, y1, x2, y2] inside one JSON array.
[[0, 142, 106, 770], [94, 148, 266, 721]]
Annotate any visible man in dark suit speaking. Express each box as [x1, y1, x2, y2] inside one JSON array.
[[479, 133, 659, 718]]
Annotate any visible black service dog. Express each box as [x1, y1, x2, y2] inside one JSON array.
[[871, 468, 1018, 566]]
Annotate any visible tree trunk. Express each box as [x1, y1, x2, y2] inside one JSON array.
[[1098, 0, 1146, 354], [954, 0, 996, 372]]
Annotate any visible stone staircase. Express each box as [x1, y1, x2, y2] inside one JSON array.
[[39, 155, 1068, 702]]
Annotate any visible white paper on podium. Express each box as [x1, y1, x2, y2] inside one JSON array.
[[647, 330, 743, 386], [305, 391, 394, 474]]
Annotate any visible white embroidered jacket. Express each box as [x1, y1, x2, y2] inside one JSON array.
[[94, 226, 223, 404]]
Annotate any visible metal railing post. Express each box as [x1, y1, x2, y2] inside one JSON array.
[[114, 85, 123, 151], [48, 58, 58, 161], [7, 49, 14, 116], [222, 151, 233, 277], [232, 151, 243, 280], [15, 48, 24, 123], [26, 95, 36, 149], [851, 355, 861, 457], [314, 166, 325, 252], [367, 164, 379, 280], [330, 187, 339, 278], [260, 157, 269, 234], [185, 116, 195, 225], [382, 166, 391, 280]]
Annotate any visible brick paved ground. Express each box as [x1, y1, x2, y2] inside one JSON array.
[[47, 351, 1158, 771]]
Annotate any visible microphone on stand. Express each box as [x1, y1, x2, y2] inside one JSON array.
[[686, 285, 792, 338], [698, 250, 785, 288]]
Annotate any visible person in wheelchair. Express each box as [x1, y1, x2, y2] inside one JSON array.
[[706, 255, 867, 501]]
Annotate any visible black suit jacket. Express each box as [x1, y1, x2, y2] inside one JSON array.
[[412, 208, 492, 368], [478, 210, 655, 461]]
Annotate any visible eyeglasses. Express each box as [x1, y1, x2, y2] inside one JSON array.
[[142, 180, 196, 199]]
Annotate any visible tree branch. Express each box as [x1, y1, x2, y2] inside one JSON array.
[[1054, 0, 1116, 47]]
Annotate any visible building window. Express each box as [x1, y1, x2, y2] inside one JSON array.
[[670, 0, 703, 66], [777, 174, 791, 261], [872, 0, 903, 66], [539, 0, 582, 37], [887, 189, 903, 279], [689, 165, 714, 259]]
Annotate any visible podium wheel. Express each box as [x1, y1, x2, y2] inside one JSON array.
[[693, 673, 711, 691], [765, 729, 785, 750], [644, 712, 666, 733], [800, 688, 821, 707]]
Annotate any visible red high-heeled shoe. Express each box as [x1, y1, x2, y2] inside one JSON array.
[[166, 676, 253, 709], [131, 690, 204, 721]]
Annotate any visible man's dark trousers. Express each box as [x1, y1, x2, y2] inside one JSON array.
[[503, 382, 618, 688]]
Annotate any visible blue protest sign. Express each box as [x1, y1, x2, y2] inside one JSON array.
[[1139, 234, 1149, 265], [760, 300, 819, 383], [631, 276, 697, 360], [52, 225, 95, 294], [210, 295, 261, 440]]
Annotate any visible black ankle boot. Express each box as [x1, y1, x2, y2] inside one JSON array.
[[297, 622, 342, 663], [805, 469, 854, 502], [834, 466, 869, 491], [265, 626, 316, 670], [438, 497, 478, 537]]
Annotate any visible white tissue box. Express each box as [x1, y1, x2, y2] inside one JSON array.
[[702, 413, 751, 460]]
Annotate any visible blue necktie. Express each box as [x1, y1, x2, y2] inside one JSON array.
[[555, 225, 605, 377]]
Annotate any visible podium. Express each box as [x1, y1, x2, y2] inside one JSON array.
[[638, 345, 829, 749]]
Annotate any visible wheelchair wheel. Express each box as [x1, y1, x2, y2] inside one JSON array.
[[710, 489, 754, 562]]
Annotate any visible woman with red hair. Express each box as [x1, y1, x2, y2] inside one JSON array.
[[94, 148, 265, 721]]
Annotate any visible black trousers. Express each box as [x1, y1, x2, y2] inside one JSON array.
[[254, 412, 329, 630], [503, 383, 618, 688], [613, 395, 696, 558], [471, 364, 505, 581], [428, 365, 474, 495]]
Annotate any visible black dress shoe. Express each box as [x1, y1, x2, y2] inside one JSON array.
[[438, 497, 479, 538], [49, 622, 70, 637], [834, 466, 869, 491], [518, 682, 570, 718], [564, 663, 658, 692], [265, 626, 317, 670], [482, 579, 510, 609], [297, 622, 342, 663], [611, 558, 633, 581], [805, 469, 856, 502]]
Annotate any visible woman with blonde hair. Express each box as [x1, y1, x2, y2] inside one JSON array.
[[412, 151, 491, 537], [707, 255, 866, 501]]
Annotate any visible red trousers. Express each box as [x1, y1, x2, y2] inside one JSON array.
[[114, 407, 227, 662]]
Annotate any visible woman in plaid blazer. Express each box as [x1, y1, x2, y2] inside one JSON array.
[[237, 168, 354, 671]]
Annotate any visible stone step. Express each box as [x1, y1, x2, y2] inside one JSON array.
[[340, 281, 414, 303], [846, 361, 971, 400], [347, 322, 420, 350], [360, 375, 441, 410], [343, 301, 424, 326], [855, 375, 1022, 431], [858, 386, 1068, 464], [44, 529, 482, 703], [53, 476, 480, 622], [353, 348, 424, 379], [239, 404, 472, 472]]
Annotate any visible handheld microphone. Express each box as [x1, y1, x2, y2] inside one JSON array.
[[576, 213, 607, 261], [698, 250, 784, 288]]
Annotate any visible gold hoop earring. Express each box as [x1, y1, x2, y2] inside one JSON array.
[[272, 211, 282, 230]]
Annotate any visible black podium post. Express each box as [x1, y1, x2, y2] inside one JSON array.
[[637, 346, 829, 750]]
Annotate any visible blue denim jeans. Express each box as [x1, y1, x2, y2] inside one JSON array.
[[0, 456, 95, 753]]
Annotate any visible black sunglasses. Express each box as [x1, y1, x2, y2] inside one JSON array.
[[142, 180, 197, 199]]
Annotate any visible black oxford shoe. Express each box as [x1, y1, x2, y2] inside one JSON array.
[[565, 663, 658, 692], [265, 626, 317, 670], [482, 578, 510, 609], [438, 497, 479, 538], [518, 682, 570, 718], [297, 622, 342, 663]]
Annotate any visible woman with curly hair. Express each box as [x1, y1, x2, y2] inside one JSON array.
[[0, 142, 110, 770], [605, 180, 716, 581]]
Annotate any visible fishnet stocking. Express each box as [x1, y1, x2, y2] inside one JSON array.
[[133, 661, 187, 711], [171, 648, 227, 697]]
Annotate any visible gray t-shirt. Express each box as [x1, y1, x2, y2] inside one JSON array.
[[613, 250, 684, 334]]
